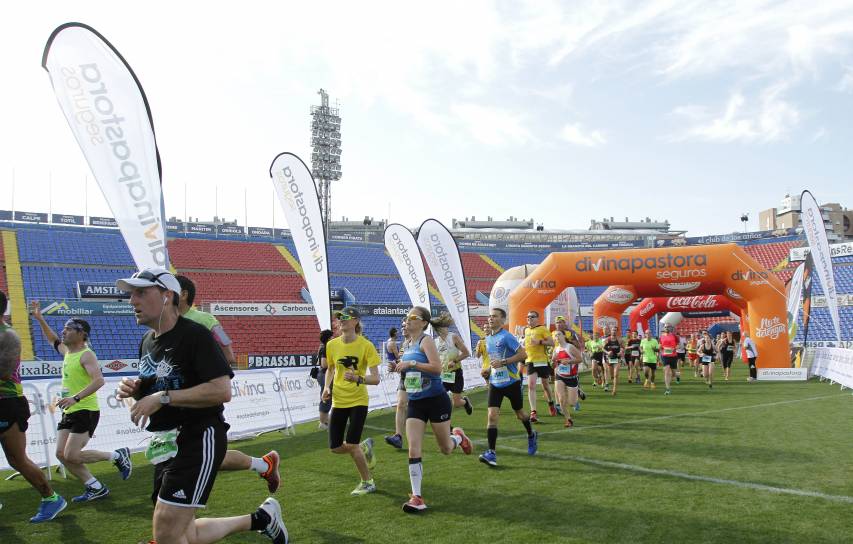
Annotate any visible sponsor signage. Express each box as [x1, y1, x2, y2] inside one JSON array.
[[755, 316, 786, 340], [51, 213, 84, 226], [605, 288, 634, 304], [811, 294, 853, 308], [76, 282, 130, 299], [209, 302, 315, 316], [657, 228, 799, 246], [666, 296, 718, 310], [217, 224, 244, 236], [166, 221, 183, 233], [0, 209, 11, 221], [247, 354, 316, 369], [756, 367, 808, 381], [248, 226, 274, 237], [330, 232, 367, 242], [186, 222, 214, 234], [14, 210, 49, 223], [659, 282, 701, 293], [576, 253, 708, 281], [789, 242, 853, 262], [90, 215, 118, 227], [274, 228, 290, 238], [39, 299, 135, 316], [20, 358, 138, 379]]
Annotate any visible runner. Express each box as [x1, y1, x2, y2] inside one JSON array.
[[476, 322, 492, 378], [478, 308, 537, 467], [551, 317, 582, 428], [115, 267, 287, 543], [315, 329, 334, 430], [554, 317, 586, 411], [523, 311, 556, 421], [659, 324, 679, 396], [0, 291, 67, 523], [718, 331, 736, 381], [698, 330, 716, 389], [586, 331, 605, 388], [686, 334, 700, 377], [675, 332, 686, 384], [174, 276, 280, 493], [30, 301, 133, 502], [384, 326, 408, 449], [625, 330, 642, 385], [640, 329, 659, 390], [603, 329, 623, 396], [321, 307, 381, 496], [395, 307, 472, 513], [434, 314, 473, 416]]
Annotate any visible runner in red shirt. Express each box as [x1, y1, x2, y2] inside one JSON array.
[[658, 325, 679, 396]]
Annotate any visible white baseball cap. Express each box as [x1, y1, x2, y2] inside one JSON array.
[[116, 267, 181, 296]]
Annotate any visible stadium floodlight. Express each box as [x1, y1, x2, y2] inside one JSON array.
[[740, 213, 749, 232], [311, 89, 342, 233]]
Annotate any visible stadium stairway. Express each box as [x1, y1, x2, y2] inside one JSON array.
[[2, 230, 34, 360]]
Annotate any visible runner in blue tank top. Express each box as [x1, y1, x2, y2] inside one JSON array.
[[393, 307, 472, 514]]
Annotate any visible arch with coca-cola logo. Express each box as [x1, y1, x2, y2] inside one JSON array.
[[508, 244, 788, 368], [627, 295, 745, 333]]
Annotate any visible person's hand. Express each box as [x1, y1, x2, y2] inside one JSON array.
[[129, 392, 163, 427], [480, 368, 491, 380], [394, 361, 411, 373], [56, 396, 77, 410], [343, 370, 359, 383], [490, 359, 505, 369], [387, 362, 397, 373], [322, 387, 331, 402], [29, 300, 42, 319], [117, 377, 141, 399]]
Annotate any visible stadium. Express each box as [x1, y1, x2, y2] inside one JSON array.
[[3, 7, 853, 544]]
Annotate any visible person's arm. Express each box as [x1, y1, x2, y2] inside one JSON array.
[[541, 329, 554, 347], [451, 333, 471, 367], [389, 340, 400, 359], [57, 350, 104, 409], [29, 301, 67, 355], [130, 375, 232, 426], [322, 363, 335, 401], [495, 346, 526, 367], [0, 327, 21, 381]]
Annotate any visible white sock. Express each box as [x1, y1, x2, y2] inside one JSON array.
[[450, 434, 462, 449], [85, 477, 102, 490], [408, 459, 423, 496], [250, 456, 270, 474]]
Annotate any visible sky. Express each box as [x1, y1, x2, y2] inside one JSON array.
[[2, 0, 853, 236]]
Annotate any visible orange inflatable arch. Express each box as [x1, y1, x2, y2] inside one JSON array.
[[508, 244, 788, 368]]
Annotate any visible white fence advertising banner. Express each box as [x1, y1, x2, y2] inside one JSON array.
[[43, 23, 168, 269], [270, 152, 330, 331], [209, 302, 316, 316], [789, 241, 853, 262], [808, 347, 853, 389]]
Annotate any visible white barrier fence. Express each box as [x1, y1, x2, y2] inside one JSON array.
[[807, 347, 853, 390], [1, 360, 488, 471]]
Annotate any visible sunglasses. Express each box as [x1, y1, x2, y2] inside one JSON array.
[[132, 270, 169, 290], [406, 315, 425, 321], [337, 314, 356, 321], [64, 320, 86, 332]]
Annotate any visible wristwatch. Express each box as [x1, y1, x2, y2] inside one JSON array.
[[73, 394, 81, 403], [160, 391, 171, 405]]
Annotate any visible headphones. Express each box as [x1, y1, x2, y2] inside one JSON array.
[[163, 296, 168, 305]]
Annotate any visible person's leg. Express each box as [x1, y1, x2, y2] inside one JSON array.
[[450, 392, 465, 408], [650, 366, 656, 387], [405, 416, 426, 498], [707, 363, 714, 387], [345, 406, 371, 482], [153, 502, 200, 544], [396, 390, 408, 436], [1, 424, 54, 498], [330, 407, 369, 481], [527, 369, 538, 413], [540, 372, 555, 408], [610, 363, 619, 395], [486, 406, 500, 450], [58, 430, 96, 484], [748, 357, 757, 380], [664, 363, 672, 391]]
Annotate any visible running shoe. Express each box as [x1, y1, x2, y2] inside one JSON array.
[[564, 418, 574, 428], [643, 379, 649, 389], [479, 449, 498, 467], [709, 384, 713, 390], [257, 497, 288, 543], [452, 427, 472, 455], [527, 430, 538, 455], [463, 396, 473, 415], [578, 388, 586, 401], [665, 388, 672, 396], [592, 382, 597, 388], [318, 422, 329, 430], [529, 410, 539, 423], [603, 384, 610, 393], [574, 401, 581, 412], [360, 437, 376, 469], [260, 450, 281, 493], [555, 404, 564, 416], [635, 376, 641, 385], [384, 433, 403, 449], [650, 383, 656, 390], [402, 494, 427, 513], [114, 447, 132, 480], [676, 376, 681, 384], [30, 495, 66, 523], [350, 479, 377, 496], [548, 404, 557, 417], [72, 485, 110, 503]]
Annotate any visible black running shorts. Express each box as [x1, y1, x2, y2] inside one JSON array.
[[0, 396, 30, 435], [487, 381, 523, 411], [153, 422, 228, 508], [57, 409, 100, 437], [407, 393, 452, 423], [328, 405, 368, 449], [442, 368, 464, 394]]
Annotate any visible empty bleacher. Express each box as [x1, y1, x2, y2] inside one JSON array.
[[17, 228, 133, 266], [30, 315, 147, 360], [168, 238, 296, 272], [218, 316, 319, 355]]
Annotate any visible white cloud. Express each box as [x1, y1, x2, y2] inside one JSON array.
[[559, 122, 607, 147], [450, 103, 534, 147], [835, 66, 853, 92], [672, 84, 800, 143]]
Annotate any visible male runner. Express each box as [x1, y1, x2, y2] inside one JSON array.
[[523, 311, 556, 420]]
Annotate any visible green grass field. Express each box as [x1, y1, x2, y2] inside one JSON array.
[[2, 364, 852, 543]]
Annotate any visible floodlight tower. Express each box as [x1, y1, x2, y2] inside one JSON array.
[[311, 89, 342, 234]]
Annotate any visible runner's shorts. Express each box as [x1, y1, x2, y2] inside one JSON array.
[[526, 363, 553, 379], [0, 396, 30, 434], [442, 368, 464, 394], [407, 393, 452, 423], [661, 356, 678, 369], [57, 409, 100, 437], [556, 375, 579, 388], [487, 381, 524, 411], [153, 421, 228, 508], [328, 405, 368, 449]]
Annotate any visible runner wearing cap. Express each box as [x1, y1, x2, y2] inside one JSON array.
[[30, 301, 133, 503], [174, 275, 280, 493], [523, 310, 556, 420], [115, 267, 287, 543], [1, 291, 67, 523], [322, 307, 381, 496], [551, 317, 582, 428]]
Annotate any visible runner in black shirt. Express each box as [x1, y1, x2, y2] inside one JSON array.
[[603, 331, 623, 396], [625, 331, 642, 385], [116, 267, 287, 544]]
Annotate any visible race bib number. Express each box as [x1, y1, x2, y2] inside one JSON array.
[[727, 345, 734, 352], [609, 358, 619, 365], [404, 372, 423, 394], [145, 429, 179, 465], [556, 363, 573, 376], [631, 350, 640, 357], [441, 370, 456, 383], [491, 367, 511, 386], [702, 355, 712, 363], [663, 348, 675, 356]]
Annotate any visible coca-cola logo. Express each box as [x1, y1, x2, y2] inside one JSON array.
[[756, 316, 785, 340], [606, 288, 634, 304], [659, 282, 701, 293], [638, 302, 656, 317], [666, 296, 717, 310]]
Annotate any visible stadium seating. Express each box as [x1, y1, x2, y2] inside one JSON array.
[[16, 228, 133, 266], [168, 238, 295, 272], [178, 271, 305, 303], [460, 253, 502, 279], [21, 265, 134, 300], [30, 314, 147, 361], [217, 316, 318, 355]]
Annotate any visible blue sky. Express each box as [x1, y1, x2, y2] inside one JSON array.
[[2, 1, 853, 236]]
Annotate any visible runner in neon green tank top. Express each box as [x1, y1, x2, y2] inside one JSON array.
[[31, 301, 133, 503], [1, 292, 66, 522]]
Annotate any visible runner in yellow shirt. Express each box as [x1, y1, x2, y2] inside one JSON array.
[[523, 311, 556, 422]]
